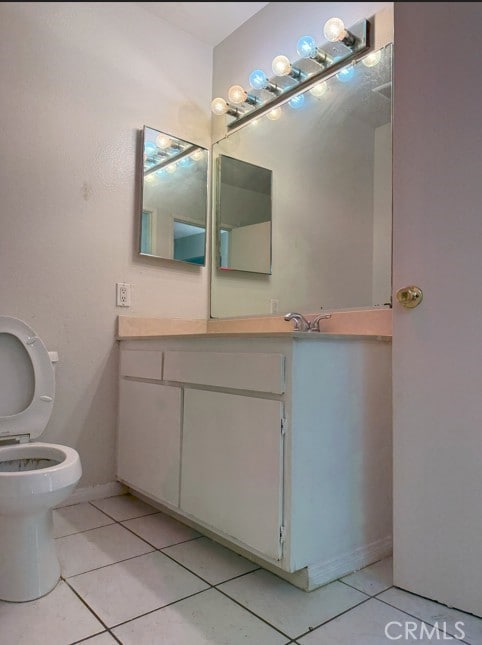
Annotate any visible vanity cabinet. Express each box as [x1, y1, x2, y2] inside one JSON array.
[[116, 334, 392, 590]]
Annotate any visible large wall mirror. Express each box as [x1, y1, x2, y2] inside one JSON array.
[[140, 126, 208, 265], [211, 44, 393, 317]]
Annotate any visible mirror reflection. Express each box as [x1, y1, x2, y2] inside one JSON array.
[[140, 126, 208, 265], [217, 155, 272, 274], [211, 44, 392, 318]]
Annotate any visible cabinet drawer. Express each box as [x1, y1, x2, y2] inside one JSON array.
[[164, 350, 285, 394], [120, 349, 163, 380]]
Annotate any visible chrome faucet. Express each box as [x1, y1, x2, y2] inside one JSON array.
[[308, 313, 332, 331], [284, 312, 310, 331], [284, 312, 332, 332]]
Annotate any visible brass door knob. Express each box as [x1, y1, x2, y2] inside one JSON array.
[[396, 285, 423, 308]]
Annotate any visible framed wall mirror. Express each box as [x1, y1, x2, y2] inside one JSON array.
[[217, 155, 272, 274], [211, 43, 393, 317], [140, 126, 208, 265]]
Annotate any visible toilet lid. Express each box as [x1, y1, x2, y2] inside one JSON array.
[[0, 316, 54, 440]]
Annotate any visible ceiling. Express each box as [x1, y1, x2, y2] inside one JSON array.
[[137, 2, 269, 47]]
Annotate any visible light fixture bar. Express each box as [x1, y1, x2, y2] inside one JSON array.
[[225, 18, 370, 133], [144, 145, 201, 176]]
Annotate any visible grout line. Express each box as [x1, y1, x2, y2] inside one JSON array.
[[64, 579, 112, 634], [373, 595, 473, 645], [64, 549, 156, 580], [214, 586, 294, 640], [54, 520, 116, 540], [292, 595, 372, 641], [118, 517, 203, 552], [338, 577, 392, 596], [107, 586, 213, 631]]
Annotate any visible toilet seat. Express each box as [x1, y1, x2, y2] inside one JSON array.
[[0, 316, 54, 441]]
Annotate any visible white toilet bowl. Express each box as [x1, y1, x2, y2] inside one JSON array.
[[0, 316, 82, 602]]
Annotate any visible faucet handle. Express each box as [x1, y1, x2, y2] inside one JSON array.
[[284, 312, 310, 331], [308, 313, 332, 332]]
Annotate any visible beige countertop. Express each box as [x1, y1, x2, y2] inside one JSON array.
[[117, 308, 392, 340]]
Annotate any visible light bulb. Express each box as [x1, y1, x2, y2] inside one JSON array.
[[272, 55, 292, 76], [211, 97, 229, 115], [191, 149, 203, 161], [309, 81, 327, 97], [249, 69, 268, 90], [144, 141, 157, 157], [362, 50, 382, 68], [156, 134, 171, 149], [267, 107, 282, 121], [336, 65, 355, 82], [323, 17, 347, 42], [250, 119, 259, 127], [288, 94, 305, 110], [166, 163, 177, 174], [178, 157, 193, 168], [297, 35, 317, 58], [228, 85, 247, 105], [155, 169, 166, 177], [144, 173, 155, 183]]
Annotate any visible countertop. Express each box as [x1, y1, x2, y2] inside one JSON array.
[[117, 308, 392, 341]]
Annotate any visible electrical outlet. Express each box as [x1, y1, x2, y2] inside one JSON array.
[[116, 282, 132, 307], [270, 298, 279, 314]]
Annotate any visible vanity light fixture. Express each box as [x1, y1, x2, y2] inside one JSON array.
[[271, 54, 303, 80], [309, 81, 327, 97], [227, 84, 258, 106], [211, 16, 370, 131], [296, 35, 332, 66], [362, 50, 382, 67], [323, 17, 357, 48], [156, 134, 172, 149], [248, 69, 281, 94], [336, 64, 355, 82]]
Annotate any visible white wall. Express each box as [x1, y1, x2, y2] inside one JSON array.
[[0, 2, 212, 486]]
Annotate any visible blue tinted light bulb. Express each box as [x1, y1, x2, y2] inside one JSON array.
[[249, 69, 268, 90], [336, 65, 355, 82], [144, 142, 157, 157], [297, 35, 317, 58], [288, 94, 305, 110]]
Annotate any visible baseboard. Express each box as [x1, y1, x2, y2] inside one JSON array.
[[56, 481, 128, 507]]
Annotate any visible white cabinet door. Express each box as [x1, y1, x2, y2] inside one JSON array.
[[117, 379, 181, 506], [181, 389, 284, 561]]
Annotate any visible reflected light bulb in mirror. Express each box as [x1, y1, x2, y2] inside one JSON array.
[[156, 134, 171, 149], [323, 17, 347, 42], [267, 107, 282, 121], [336, 65, 355, 82], [309, 81, 327, 97], [362, 50, 382, 67], [211, 97, 229, 115], [228, 85, 247, 105], [272, 55, 292, 76], [144, 173, 155, 183], [191, 149, 203, 161], [249, 69, 268, 90], [288, 94, 305, 109], [144, 141, 157, 157], [297, 35, 317, 58], [166, 163, 177, 174]]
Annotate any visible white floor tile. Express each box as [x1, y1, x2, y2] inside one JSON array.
[[78, 633, 118, 644], [298, 597, 445, 644], [53, 502, 114, 538], [90, 493, 158, 521], [122, 511, 200, 548], [379, 587, 482, 643], [68, 551, 209, 627], [162, 536, 259, 584], [0, 581, 103, 645], [57, 522, 154, 577], [341, 557, 393, 596], [218, 570, 368, 639], [113, 587, 289, 645]]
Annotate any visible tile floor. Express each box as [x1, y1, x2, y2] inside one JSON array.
[[1, 493, 481, 644]]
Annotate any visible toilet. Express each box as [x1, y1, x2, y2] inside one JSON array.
[[0, 316, 82, 602]]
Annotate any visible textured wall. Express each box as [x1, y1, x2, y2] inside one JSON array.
[[0, 2, 212, 486]]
